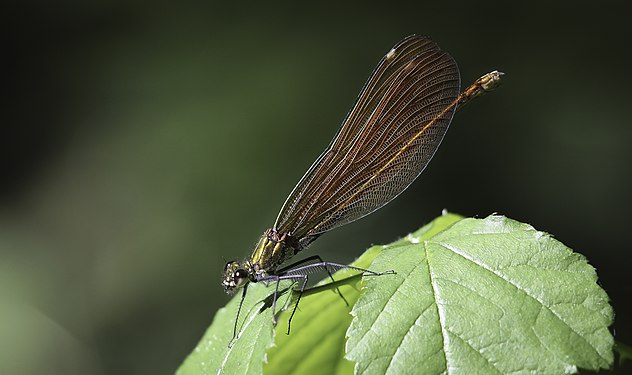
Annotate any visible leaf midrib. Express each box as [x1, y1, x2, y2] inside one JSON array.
[[433, 239, 609, 365]]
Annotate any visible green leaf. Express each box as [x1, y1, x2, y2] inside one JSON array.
[[346, 215, 614, 374], [177, 213, 463, 375], [176, 281, 291, 375], [263, 213, 464, 375], [178, 214, 614, 375]]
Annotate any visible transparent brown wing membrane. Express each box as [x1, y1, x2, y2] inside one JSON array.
[[328, 36, 447, 151], [274, 35, 461, 238]]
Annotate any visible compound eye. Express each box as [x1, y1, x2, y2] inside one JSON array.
[[233, 269, 248, 287], [224, 261, 237, 272]]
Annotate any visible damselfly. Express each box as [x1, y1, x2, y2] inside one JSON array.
[[222, 35, 503, 344]]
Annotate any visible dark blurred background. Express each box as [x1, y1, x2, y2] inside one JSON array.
[[4, 1, 631, 374]]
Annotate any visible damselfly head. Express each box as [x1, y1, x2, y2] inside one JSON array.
[[222, 261, 249, 294]]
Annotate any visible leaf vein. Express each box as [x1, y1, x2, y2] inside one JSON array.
[[447, 328, 503, 374], [435, 241, 607, 362], [424, 241, 450, 374]]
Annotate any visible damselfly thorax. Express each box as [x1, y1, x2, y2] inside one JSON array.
[[222, 228, 316, 290], [249, 229, 312, 272]]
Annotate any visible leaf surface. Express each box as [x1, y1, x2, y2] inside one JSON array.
[[346, 215, 614, 374], [178, 214, 614, 375]]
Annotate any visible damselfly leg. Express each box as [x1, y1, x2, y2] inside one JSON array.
[[259, 260, 395, 335]]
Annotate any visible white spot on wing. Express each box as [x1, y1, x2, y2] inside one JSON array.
[[386, 48, 396, 60]]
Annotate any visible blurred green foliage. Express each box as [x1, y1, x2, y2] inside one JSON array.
[[4, 1, 631, 374]]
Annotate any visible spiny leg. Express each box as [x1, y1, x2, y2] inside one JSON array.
[[277, 262, 395, 333], [261, 273, 309, 335], [229, 283, 249, 348], [282, 261, 395, 278], [286, 274, 309, 335], [258, 262, 394, 336], [277, 255, 349, 306], [256, 274, 296, 325], [270, 275, 287, 325]]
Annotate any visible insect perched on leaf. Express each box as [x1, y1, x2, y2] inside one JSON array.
[[222, 35, 503, 345]]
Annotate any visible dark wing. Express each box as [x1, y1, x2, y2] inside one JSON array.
[[274, 35, 460, 238]]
